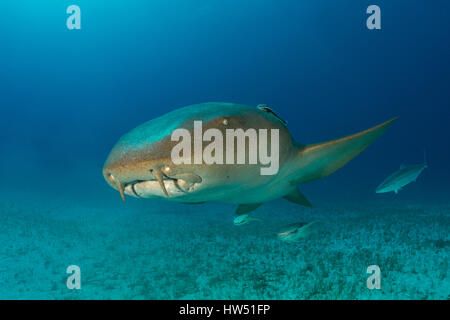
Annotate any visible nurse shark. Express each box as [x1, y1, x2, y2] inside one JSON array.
[[103, 102, 397, 214]]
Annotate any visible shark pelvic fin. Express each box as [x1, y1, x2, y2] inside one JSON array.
[[236, 203, 262, 215], [291, 117, 398, 185], [284, 188, 312, 207], [153, 168, 169, 197]]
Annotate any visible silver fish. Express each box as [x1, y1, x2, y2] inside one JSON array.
[[376, 151, 428, 194], [233, 214, 262, 226], [277, 221, 318, 242]]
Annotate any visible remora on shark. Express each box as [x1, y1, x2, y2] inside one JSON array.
[[103, 102, 397, 214]]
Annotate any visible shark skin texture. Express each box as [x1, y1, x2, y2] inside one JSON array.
[[103, 102, 397, 213]]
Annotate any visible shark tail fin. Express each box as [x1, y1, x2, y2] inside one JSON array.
[[291, 118, 398, 185]]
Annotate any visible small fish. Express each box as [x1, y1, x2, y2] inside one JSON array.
[[257, 104, 287, 126], [376, 151, 428, 194], [233, 214, 262, 226], [277, 221, 318, 242]]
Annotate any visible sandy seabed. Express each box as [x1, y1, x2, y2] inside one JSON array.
[[0, 197, 448, 300]]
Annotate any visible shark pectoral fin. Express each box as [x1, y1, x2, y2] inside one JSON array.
[[236, 203, 262, 215], [293, 118, 397, 184], [283, 188, 312, 207]]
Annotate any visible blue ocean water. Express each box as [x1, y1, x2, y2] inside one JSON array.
[[0, 0, 449, 299]]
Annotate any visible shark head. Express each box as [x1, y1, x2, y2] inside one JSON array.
[[103, 133, 205, 201], [102, 107, 207, 201], [102, 102, 284, 202]]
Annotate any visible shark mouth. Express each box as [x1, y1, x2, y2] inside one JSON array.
[[122, 170, 202, 200], [124, 178, 174, 199]]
